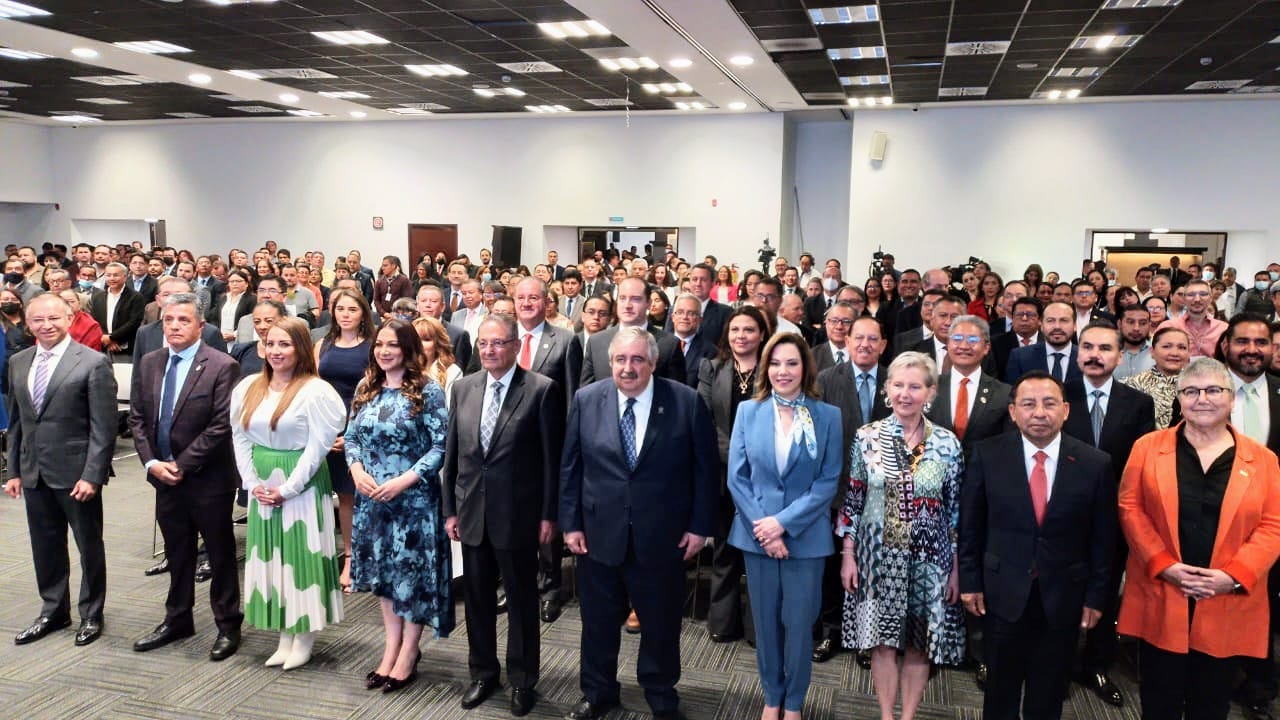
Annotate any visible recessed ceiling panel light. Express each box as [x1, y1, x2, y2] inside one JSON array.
[[827, 46, 885, 60], [1185, 79, 1251, 90], [230, 105, 283, 113], [78, 97, 130, 105], [405, 64, 467, 77], [675, 101, 690, 111], [50, 114, 100, 123], [318, 90, 370, 99], [1054, 66, 1102, 77], [729, 55, 754, 66], [188, 73, 212, 85], [287, 109, 325, 117], [349, 110, 366, 118], [311, 30, 389, 45], [0, 1, 50, 18], [1048, 89, 1063, 99], [278, 93, 299, 103], [0, 48, 49, 60], [166, 112, 211, 118], [537, 20, 610, 39], [70, 47, 99, 59], [840, 74, 890, 86], [808, 5, 879, 24], [229, 70, 262, 80], [1070, 34, 1141, 50], [113, 40, 192, 54], [1151, 228, 1170, 233], [881, 96, 893, 105], [728, 101, 747, 110], [1065, 88, 1082, 98], [669, 58, 692, 68], [473, 88, 496, 98], [0, 79, 30, 88], [938, 87, 988, 97], [945, 41, 1010, 56], [73, 75, 163, 86], [1016, 62, 1039, 70], [1102, 0, 1180, 7]]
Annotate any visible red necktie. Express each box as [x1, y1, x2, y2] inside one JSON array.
[[954, 377, 969, 440], [1029, 450, 1048, 526], [679, 338, 687, 354], [518, 334, 533, 370], [1021, 336, 1032, 346]]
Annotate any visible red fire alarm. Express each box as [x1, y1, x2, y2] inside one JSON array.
[[372, 216, 384, 230], [711, 198, 718, 207]]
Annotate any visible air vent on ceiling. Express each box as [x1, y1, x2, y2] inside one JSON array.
[[398, 102, 450, 110], [945, 41, 1010, 56], [166, 112, 210, 118], [73, 75, 163, 86], [584, 98, 633, 107], [1233, 85, 1280, 93], [496, 62, 562, 74], [229, 105, 284, 113], [236, 68, 338, 80], [1185, 79, 1250, 90], [760, 38, 823, 52], [938, 87, 988, 97], [801, 91, 848, 100]]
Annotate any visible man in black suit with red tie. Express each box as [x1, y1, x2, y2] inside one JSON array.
[[561, 327, 718, 719], [960, 371, 1116, 720], [128, 292, 243, 661]]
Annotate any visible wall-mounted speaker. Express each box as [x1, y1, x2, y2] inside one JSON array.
[[869, 131, 888, 162]]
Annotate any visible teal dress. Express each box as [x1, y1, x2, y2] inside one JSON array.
[[345, 383, 454, 636]]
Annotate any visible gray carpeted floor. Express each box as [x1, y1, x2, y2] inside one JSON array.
[[0, 438, 1255, 719]]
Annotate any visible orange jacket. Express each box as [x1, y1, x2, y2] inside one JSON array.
[[1117, 425, 1280, 658]]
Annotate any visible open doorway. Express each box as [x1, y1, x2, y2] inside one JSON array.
[[1090, 230, 1227, 283], [578, 227, 680, 263]]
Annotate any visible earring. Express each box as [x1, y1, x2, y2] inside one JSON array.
[[883, 396, 892, 409], [923, 401, 933, 414]]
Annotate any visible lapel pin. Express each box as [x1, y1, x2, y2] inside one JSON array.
[[979, 398, 988, 404], [657, 406, 665, 415], [1067, 455, 1076, 462]]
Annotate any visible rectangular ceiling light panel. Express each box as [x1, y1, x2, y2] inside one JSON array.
[[809, 5, 879, 24], [938, 87, 988, 97], [840, 74, 890, 85], [537, 21, 610, 39], [827, 46, 885, 60], [114, 40, 193, 54], [1101, 0, 1180, 8], [0, 48, 49, 60], [406, 64, 466, 77], [311, 31, 389, 45], [0, 1, 49, 18]]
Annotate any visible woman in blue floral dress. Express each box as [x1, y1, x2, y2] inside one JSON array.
[[346, 318, 454, 693], [837, 351, 965, 720]]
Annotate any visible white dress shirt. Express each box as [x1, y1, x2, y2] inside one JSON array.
[[949, 367, 982, 422], [1045, 341, 1074, 370], [482, 364, 518, 422], [931, 337, 948, 369], [27, 334, 73, 399], [773, 401, 793, 474], [105, 288, 122, 333], [1083, 375, 1114, 417], [617, 378, 654, 452], [1022, 433, 1062, 501]]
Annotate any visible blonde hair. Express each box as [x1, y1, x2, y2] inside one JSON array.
[[238, 317, 319, 431], [412, 316, 455, 388]]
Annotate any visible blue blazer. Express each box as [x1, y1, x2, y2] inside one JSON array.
[[726, 397, 843, 559], [559, 377, 719, 567], [1003, 341, 1082, 385]]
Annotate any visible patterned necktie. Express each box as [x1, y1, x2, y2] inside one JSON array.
[[1051, 352, 1065, 382], [1029, 450, 1049, 526], [1242, 385, 1264, 443], [157, 354, 182, 460], [621, 398, 638, 470], [480, 381, 502, 453], [857, 372, 873, 423], [450, 291, 461, 312], [30, 350, 53, 413], [518, 334, 533, 370], [835, 350, 846, 365], [1090, 389, 1105, 447], [954, 377, 970, 440], [679, 338, 687, 355]]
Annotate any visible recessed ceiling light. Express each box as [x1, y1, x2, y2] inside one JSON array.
[[188, 73, 212, 85], [228, 70, 262, 80], [287, 109, 324, 117], [311, 30, 390, 45], [73, 75, 163, 86], [474, 88, 496, 98], [405, 64, 467, 77], [349, 111, 366, 118], [1054, 66, 1103, 78], [840, 74, 890, 86], [599, 57, 659, 72], [0, 48, 49, 60], [808, 5, 879, 24], [827, 46, 885, 60], [71, 48, 99, 59], [77, 97, 130, 105], [50, 114, 100, 123], [278, 93, 299, 103], [1065, 88, 1082, 98], [318, 90, 370, 99], [642, 82, 693, 95], [1094, 34, 1116, 49], [1048, 89, 1063, 100], [537, 20, 610, 39], [0, 1, 50, 19], [1151, 228, 1170, 234], [524, 104, 571, 113], [880, 96, 893, 105], [1102, 0, 1180, 7], [846, 98, 858, 107], [728, 101, 747, 110], [939, 87, 988, 97], [729, 55, 754, 66], [1070, 34, 1140, 50], [166, 112, 211, 119], [669, 58, 692, 68], [113, 40, 192, 55]]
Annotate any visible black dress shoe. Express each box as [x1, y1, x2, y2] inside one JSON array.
[[856, 649, 873, 669], [540, 595, 564, 623], [194, 559, 213, 583], [496, 592, 509, 615], [1080, 671, 1123, 707], [14, 616, 70, 645], [812, 637, 836, 663], [144, 558, 170, 576], [566, 697, 618, 719], [710, 632, 743, 644], [209, 629, 240, 661], [975, 663, 988, 691], [133, 622, 195, 652], [461, 679, 501, 709], [511, 687, 537, 716], [652, 710, 687, 720], [75, 618, 103, 646]]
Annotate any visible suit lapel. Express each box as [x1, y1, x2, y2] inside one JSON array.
[[1213, 445, 1255, 561], [970, 375, 996, 427], [633, 381, 668, 467], [486, 369, 526, 456], [11, 350, 35, 417], [935, 374, 953, 424], [779, 400, 807, 478], [713, 359, 732, 420], [171, 347, 208, 418], [37, 343, 80, 419], [532, 327, 556, 375]]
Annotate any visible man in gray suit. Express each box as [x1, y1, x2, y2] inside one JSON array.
[[416, 283, 471, 371], [5, 292, 117, 647]]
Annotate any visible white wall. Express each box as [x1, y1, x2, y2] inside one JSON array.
[[0, 122, 54, 204], [42, 113, 786, 269], [848, 98, 1280, 282], [69, 218, 150, 250], [0, 202, 56, 248], [793, 120, 852, 269]]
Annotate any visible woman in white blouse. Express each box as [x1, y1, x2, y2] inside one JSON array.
[[230, 316, 346, 670], [412, 317, 462, 408], [208, 269, 255, 345]]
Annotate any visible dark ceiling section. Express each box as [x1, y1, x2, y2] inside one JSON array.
[[0, 0, 686, 120], [730, 0, 1280, 105]]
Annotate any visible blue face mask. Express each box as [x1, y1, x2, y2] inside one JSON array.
[[481, 273, 492, 282], [1256, 281, 1271, 292], [1271, 271, 1279, 282], [77, 280, 95, 291]]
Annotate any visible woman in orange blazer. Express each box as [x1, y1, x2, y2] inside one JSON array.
[[1117, 357, 1280, 720]]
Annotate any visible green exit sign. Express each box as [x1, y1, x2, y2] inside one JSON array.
[[609, 216, 624, 223]]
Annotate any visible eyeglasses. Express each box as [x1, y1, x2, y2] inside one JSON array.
[[672, 309, 699, 318], [476, 338, 517, 350], [949, 334, 983, 345], [1177, 386, 1230, 399], [826, 317, 854, 327], [1073, 290, 1095, 298], [1012, 311, 1039, 319], [849, 334, 881, 343], [752, 293, 778, 302]]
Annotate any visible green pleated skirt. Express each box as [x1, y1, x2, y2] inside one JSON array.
[[243, 445, 344, 633]]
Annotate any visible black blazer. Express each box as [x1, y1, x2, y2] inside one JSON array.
[[1062, 378, 1155, 478], [816, 362, 891, 481], [1004, 341, 1083, 385], [89, 285, 146, 349], [811, 342, 847, 374], [442, 367, 565, 549], [959, 432, 1116, 627], [128, 274, 159, 305], [894, 301, 924, 338], [990, 331, 1037, 380], [580, 325, 686, 387], [663, 299, 731, 349], [445, 322, 471, 374], [206, 292, 255, 331], [678, 332, 717, 389], [927, 372, 1012, 454], [525, 323, 582, 411], [804, 293, 838, 329], [132, 321, 228, 364], [697, 357, 736, 465]]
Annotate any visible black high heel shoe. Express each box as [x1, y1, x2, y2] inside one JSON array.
[[365, 670, 388, 690], [382, 650, 421, 694]]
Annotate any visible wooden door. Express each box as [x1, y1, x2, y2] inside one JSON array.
[[408, 224, 458, 268]]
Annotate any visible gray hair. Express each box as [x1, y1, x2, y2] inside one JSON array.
[[608, 326, 659, 364], [158, 275, 193, 292], [516, 276, 548, 298], [950, 314, 990, 343], [1177, 357, 1233, 392], [104, 261, 128, 274], [886, 350, 939, 389], [825, 300, 858, 320], [673, 292, 701, 315], [477, 312, 517, 341], [162, 291, 205, 318]]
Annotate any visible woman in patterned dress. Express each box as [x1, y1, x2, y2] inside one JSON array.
[[346, 319, 454, 693], [230, 316, 347, 670], [1123, 326, 1191, 430], [838, 351, 965, 720]]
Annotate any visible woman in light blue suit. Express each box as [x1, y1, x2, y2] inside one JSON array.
[[728, 332, 843, 720]]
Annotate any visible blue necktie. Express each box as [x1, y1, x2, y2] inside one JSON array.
[[858, 372, 873, 424], [1051, 352, 1065, 382], [157, 354, 181, 460], [621, 398, 637, 470]]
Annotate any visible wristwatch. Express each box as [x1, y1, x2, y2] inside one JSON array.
[[1233, 581, 1245, 595]]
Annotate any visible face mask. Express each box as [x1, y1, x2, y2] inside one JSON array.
[[0, 302, 19, 314], [1271, 271, 1279, 282], [1256, 281, 1271, 292], [481, 273, 492, 282], [1107, 279, 1117, 286], [822, 278, 839, 292], [1201, 270, 1215, 281], [78, 280, 95, 291], [3, 272, 24, 285]]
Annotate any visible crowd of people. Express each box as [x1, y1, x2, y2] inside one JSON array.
[[3, 238, 1280, 720]]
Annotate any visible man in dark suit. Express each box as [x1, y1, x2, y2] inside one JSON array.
[[669, 293, 718, 388], [126, 252, 159, 304], [5, 293, 117, 647], [578, 257, 613, 300], [928, 315, 1013, 453], [810, 302, 856, 374], [90, 261, 145, 359], [892, 288, 946, 358], [1004, 301, 1082, 385], [665, 264, 730, 347], [1060, 322, 1154, 707], [582, 277, 685, 386], [990, 294, 1040, 379], [910, 294, 965, 370], [133, 277, 229, 362], [1069, 280, 1114, 339], [512, 277, 581, 622], [415, 283, 471, 371], [803, 266, 845, 329], [813, 315, 890, 663], [960, 371, 1116, 720], [546, 250, 565, 281], [894, 268, 951, 337], [561, 327, 718, 719], [443, 313, 564, 717], [127, 293, 243, 661]]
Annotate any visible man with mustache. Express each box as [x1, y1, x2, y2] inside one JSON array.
[[1004, 302, 1082, 385], [1061, 323, 1154, 707]]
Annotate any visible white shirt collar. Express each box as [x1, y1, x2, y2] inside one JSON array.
[[519, 320, 546, 338], [617, 377, 655, 410], [1022, 433, 1062, 465], [37, 334, 74, 360], [1084, 375, 1114, 396], [487, 363, 517, 388], [954, 365, 983, 386], [1230, 370, 1267, 392]]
